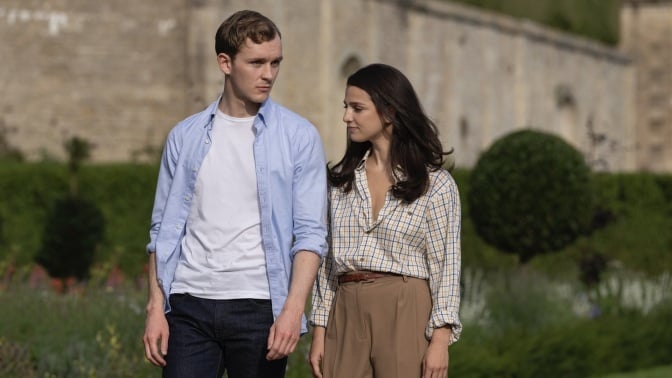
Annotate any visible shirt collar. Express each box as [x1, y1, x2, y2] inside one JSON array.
[[206, 95, 274, 129], [355, 149, 407, 182]]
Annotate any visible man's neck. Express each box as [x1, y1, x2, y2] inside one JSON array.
[[217, 86, 261, 118], [218, 96, 261, 118]]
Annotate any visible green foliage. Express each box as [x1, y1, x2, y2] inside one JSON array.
[[0, 337, 37, 377], [599, 365, 672, 378], [452, 168, 519, 272], [1, 162, 670, 280], [0, 123, 24, 163], [0, 163, 157, 276], [481, 270, 576, 338], [450, 298, 672, 378], [468, 129, 593, 263], [0, 163, 68, 266], [33, 137, 106, 284], [450, 0, 621, 45], [0, 285, 154, 377], [35, 196, 105, 281], [583, 173, 672, 275], [64, 136, 91, 175]]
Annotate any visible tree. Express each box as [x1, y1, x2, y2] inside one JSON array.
[[35, 137, 104, 291], [468, 129, 593, 263]]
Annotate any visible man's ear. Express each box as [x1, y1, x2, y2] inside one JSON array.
[[217, 53, 232, 75]]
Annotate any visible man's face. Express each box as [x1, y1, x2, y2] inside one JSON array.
[[218, 36, 283, 109]]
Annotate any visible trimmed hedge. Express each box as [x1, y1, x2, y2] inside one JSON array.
[[0, 163, 157, 277], [1, 163, 671, 279]]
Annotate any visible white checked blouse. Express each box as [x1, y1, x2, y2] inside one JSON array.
[[310, 154, 463, 343]]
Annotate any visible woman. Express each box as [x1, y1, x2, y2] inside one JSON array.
[[309, 63, 462, 378]]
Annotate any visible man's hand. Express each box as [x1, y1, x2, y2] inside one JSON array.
[[143, 252, 168, 367], [265, 250, 321, 360], [266, 307, 302, 360], [143, 307, 169, 366]]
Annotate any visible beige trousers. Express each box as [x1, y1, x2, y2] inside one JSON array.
[[322, 276, 432, 378]]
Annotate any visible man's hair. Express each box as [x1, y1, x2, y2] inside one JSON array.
[[215, 10, 281, 59]]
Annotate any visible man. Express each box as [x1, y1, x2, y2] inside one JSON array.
[[142, 10, 327, 378]]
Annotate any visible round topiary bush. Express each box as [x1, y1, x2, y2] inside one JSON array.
[[468, 129, 593, 263]]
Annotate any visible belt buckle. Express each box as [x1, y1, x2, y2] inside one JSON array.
[[361, 273, 377, 283]]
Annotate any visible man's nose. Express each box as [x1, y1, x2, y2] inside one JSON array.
[[261, 63, 273, 79]]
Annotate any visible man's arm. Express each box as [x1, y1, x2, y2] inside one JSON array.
[[143, 252, 169, 367], [266, 250, 321, 360]]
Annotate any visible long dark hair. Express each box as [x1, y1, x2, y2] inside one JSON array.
[[328, 63, 452, 203]]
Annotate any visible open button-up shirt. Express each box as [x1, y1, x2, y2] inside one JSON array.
[[147, 97, 328, 334], [311, 153, 462, 342]]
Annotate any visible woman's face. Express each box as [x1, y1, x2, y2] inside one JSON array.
[[343, 85, 391, 144]]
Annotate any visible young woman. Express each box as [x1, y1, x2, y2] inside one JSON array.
[[309, 63, 462, 378]]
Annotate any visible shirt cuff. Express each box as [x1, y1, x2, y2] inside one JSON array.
[[309, 307, 330, 328], [426, 311, 462, 344]]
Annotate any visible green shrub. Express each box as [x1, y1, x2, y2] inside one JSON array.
[[451, 299, 672, 377], [35, 196, 105, 283], [0, 163, 157, 276], [468, 129, 593, 263], [452, 168, 518, 272]]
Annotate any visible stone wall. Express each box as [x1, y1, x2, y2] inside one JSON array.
[[0, 0, 189, 162], [0, 0, 639, 171], [621, 0, 672, 172]]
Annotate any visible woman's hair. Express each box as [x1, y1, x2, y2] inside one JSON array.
[[328, 63, 452, 203], [215, 10, 281, 58]]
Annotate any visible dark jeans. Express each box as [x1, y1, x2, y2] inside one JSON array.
[[163, 294, 287, 378]]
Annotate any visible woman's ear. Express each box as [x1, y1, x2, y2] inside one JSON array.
[[382, 107, 395, 125]]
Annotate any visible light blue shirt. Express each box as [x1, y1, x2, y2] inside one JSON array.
[[147, 97, 328, 333]]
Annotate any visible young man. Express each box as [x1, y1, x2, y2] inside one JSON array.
[[142, 10, 328, 378]]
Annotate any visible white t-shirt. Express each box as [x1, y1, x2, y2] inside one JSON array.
[[171, 109, 270, 299]]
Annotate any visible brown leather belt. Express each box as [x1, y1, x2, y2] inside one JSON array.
[[338, 271, 400, 284]]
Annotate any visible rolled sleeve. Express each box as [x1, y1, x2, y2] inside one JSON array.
[[424, 176, 462, 343], [290, 126, 328, 259], [310, 248, 338, 327], [146, 128, 180, 254]]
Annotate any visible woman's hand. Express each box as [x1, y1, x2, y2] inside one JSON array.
[[422, 327, 452, 378], [308, 326, 326, 378]]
